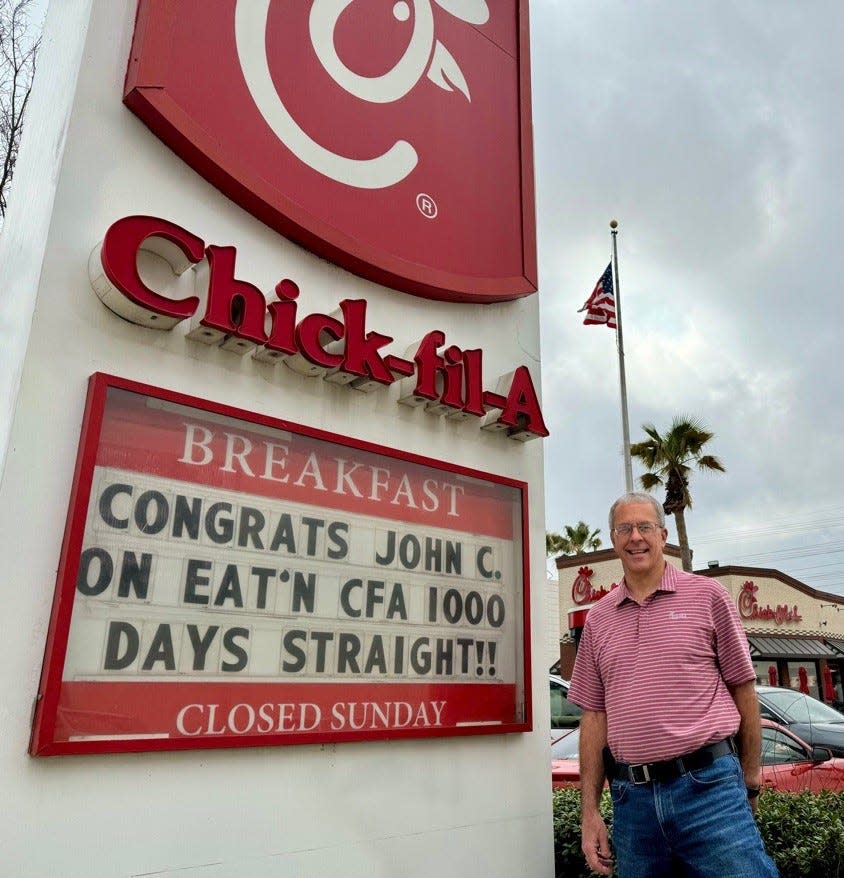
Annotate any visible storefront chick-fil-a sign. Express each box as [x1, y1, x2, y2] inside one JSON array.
[[737, 581, 802, 625], [30, 374, 531, 756]]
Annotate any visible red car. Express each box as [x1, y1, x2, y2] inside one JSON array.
[[551, 719, 844, 793], [759, 718, 844, 793], [550, 727, 581, 789]]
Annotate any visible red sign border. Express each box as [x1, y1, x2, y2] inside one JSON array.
[[30, 372, 532, 756], [122, 1, 537, 304]]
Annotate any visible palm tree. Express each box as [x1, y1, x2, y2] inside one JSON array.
[[546, 521, 602, 557], [629, 415, 725, 572]]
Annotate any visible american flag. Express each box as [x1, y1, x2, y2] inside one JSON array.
[[578, 263, 617, 329]]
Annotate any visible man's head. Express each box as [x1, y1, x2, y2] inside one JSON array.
[[608, 492, 668, 581]]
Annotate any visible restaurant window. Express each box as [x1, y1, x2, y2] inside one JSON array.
[[753, 660, 779, 687], [829, 665, 844, 711], [785, 661, 819, 699]]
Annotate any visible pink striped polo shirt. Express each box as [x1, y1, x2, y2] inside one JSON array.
[[567, 564, 755, 764]]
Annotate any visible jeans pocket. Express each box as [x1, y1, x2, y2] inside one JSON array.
[[687, 754, 742, 789], [610, 778, 631, 806]]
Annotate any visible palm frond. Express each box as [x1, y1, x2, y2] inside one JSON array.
[[639, 473, 662, 490]]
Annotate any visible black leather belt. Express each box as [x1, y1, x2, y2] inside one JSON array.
[[612, 737, 736, 785]]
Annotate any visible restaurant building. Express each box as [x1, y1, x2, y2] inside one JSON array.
[[555, 548, 844, 710]]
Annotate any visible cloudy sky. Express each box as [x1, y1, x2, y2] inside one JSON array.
[[530, 1, 844, 597]]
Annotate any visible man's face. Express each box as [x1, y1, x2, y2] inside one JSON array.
[[611, 502, 668, 578]]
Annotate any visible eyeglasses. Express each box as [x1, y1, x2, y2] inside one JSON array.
[[611, 522, 661, 537]]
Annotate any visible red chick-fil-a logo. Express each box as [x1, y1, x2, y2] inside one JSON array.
[[236, 0, 488, 189], [571, 567, 612, 606], [738, 581, 802, 625], [123, 2, 536, 303]]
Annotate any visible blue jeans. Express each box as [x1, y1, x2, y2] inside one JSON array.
[[610, 754, 778, 878]]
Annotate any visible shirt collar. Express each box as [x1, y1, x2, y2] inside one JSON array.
[[615, 562, 677, 606]]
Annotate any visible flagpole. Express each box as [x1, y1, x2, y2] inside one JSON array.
[[610, 220, 634, 493]]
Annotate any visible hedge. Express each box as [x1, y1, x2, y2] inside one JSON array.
[[552, 788, 844, 878]]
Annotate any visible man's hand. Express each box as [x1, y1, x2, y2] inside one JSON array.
[[578, 710, 613, 873], [581, 808, 613, 875]]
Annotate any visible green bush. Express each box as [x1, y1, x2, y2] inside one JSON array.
[[756, 790, 844, 878], [552, 788, 612, 878], [552, 788, 844, 878]]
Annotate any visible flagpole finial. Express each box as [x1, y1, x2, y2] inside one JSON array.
[[610, 220, 618, 229]]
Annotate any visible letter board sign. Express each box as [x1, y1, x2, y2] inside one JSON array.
[[123, 1, 537, 303], [30, 374, 531, 755]]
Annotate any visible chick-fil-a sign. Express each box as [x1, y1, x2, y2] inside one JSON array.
[[89, 215, 548, 441], [123, 1, 536, 302], [30, 374, 531, 756], [738, 581, 802, 625]]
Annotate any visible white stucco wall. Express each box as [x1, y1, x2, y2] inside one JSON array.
[[0, 3, 553, 876]]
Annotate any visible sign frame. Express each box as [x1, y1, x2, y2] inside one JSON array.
[[30, 373, 532, 756]]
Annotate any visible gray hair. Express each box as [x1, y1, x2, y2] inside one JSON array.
[[608, 492, 665, 531]]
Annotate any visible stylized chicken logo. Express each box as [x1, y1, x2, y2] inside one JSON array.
[[123, 0, 535, 301], [235, 0, 490, 189], [571, 567, 594, 605], [738, 581, 758, 618]]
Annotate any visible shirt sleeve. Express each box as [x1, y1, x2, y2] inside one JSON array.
[[567, 617, 606, 712], [711, 586, 756, 686]]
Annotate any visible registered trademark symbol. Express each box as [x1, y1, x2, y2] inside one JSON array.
[[416, 193, 438, 219]]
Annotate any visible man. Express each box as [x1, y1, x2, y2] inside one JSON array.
[[567, 492, 778, 878]]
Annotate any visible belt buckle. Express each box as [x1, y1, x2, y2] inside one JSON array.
[[628, 763, 651, 785]]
